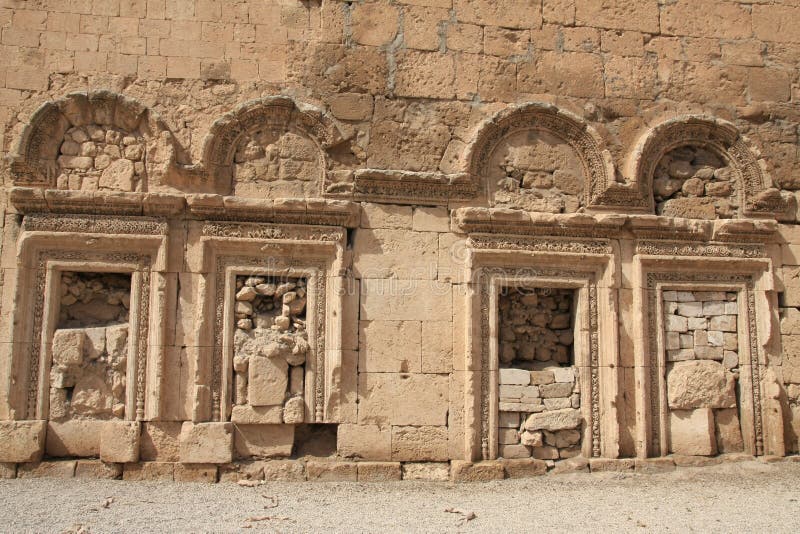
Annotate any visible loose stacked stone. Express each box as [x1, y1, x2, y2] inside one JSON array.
[[56, 125, 146, 192]]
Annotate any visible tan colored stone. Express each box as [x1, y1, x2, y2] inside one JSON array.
[[261, 460, 305, 481], [351, 1, 398, 46], [401, 462, 450, 481], [234, 424, 294, 459], [306, 460, 357, 481], [551, 457, 589, 474], [359, 320, 421, 373], [140, 422, 182, 462], [353, 229, 439, 280], [391, 425, 448, 461], [0, 421, 46, 463], [502, 458, 547, 477], [451, 460, 505, 482], [667, 361, 737, 409], [422, 321, 453, 373], [248, 354, 288, 406], [123, 462, 175, 481], [46, 420, 103, 458], [0, 463, 17, 479], [669, 408, 717, 456], [524, 409, 581, 432], [634, 457, 676, 474], [231, 405, 284, 424], [358, 373, 449, 426], [100, 421, 140, 463], [357, 461, 402, 481], [180, 422, 233, 464], [337, 424, 391, 460], [329, 93, 374, 121], [589, 458, 635, 472], [74, 460, 122, 479], [17, 460, 76, 479], [174, 463, 218, 483]]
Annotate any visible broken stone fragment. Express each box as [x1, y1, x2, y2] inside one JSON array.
[[235, 301, 253, 315], [524, 408, 581, 432], [52, 329, 85, 366], [520, 430, 542, 447], [237, 318, 252, 330], [283, 396, 305, 424], [248, 354, 288, 406], [255, 283, 276, 296], [667, 360, 737, 409], [236, 286, 258, 302]]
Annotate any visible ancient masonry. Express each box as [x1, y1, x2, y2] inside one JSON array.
[[0, 1, 799, 483]]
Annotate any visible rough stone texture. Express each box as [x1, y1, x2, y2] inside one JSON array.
[[122, 462, 175, 481], [667, 360, 737, 410], [17, 460, 77, 479], [357, 462, 402, 482], [0, 421, 46, 463], [261, 460, 306, 482], [179, 423, 233, 464], [401, 462, 450, 481], [306, 460, 358, 482], [451, 460, 505, 482], [74, 460, 122, 479], [99, 421, 140, 463], [669, 408, 717, 456], [233, 424, 294, 460]]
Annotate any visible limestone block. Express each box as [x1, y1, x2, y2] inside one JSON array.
[[329, 93, 374, 121], [502, 458, 547, 478], [17, 460, 76, 479], [261, 460, 305, 481], [714, 408, 744, 453], [677, 301, 703, 317], [359, 320, 421, 373], [174, 464, 218, 483], [100, 421, 140, 463], [360, 279, 452, 321], [358, 373, 448, 426], [234, 424, 294, 460], [694, 346, 723, 361], [123, 462, 174, 481], [231, 405, 283, 424], [540, 382, 573, 398], [671, 455, 722, 468], [709, 315, 737, 332], [665, 315, 688, 332], [499, 412, 520, 428], [283, 397, 305, 424], [360, 203, 412, 229], [552, 367, 575, 383], [451, 460, 505, 482], [337, 423, 391, 460], [667, 360, 737, 409], [180, 422, 233, 464], [667, 349, 695, 362], [589, 458, 635, 472], [531, 445, 559, 460], [499, 368, 530, 385], [422, 320, 453, 373], [412, 207, 449, 233], [543, 398, 572, 410], [306, 460, 357, 481], [353, 229, 439, 279], [707, 330, 724, 347], [0, 421, 46, 463], [140, 422, 182, 462], [551, 457, 589, 474], [391, 425, 448, 461], [688, 317, 707, 330], [46, 420, 103, 457], [499, 444, 531, 459], [74, 460, 122, 479], [248, 355, 288, 406], [401, 462, 450, 481], [498, 428, 519, 444], [524, 409, 582, 432], [530, 370, 555, 385], [357, 462, 402, 481], [520, 430, 543, 447], [634, 457, 675, 474], [669, 408, 717, 456], [703, 301, 726, 315]]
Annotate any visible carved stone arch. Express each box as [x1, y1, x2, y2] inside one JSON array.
[[464, 102, 620, 212], [10, 91, 168, 190], [201, 96, 345, 197], [626, 115, 783, 219]]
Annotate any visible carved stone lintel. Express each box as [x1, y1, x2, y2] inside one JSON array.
[[349, 169, 478, 206]]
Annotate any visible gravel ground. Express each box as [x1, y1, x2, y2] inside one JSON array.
[[1, 460, 799, 533]]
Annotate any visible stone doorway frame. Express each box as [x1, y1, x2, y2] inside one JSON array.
[[633, 253, 774, 458], [464, 245, 619, 461], [195, 221, 347, 424], [5, 214, 168, 422]]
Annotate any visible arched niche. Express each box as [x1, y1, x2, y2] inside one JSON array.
[[626, 115, 784, 219], [464, 103, 618, 213], [201, 96, 345, 198], [10, 91, 169, 192]]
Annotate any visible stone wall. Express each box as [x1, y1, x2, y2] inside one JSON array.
[[0, 1, 799, 480]]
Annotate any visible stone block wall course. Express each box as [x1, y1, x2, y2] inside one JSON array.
[[0, 0, 799, 477]]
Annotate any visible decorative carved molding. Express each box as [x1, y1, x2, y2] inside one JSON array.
[[347, 169, 478, 206], [201, 221, 345, 242], [22, 213, 168, 236], [626, 115, 785, 218], [26, 250, 152, 420], [201, 96, 345, 196], [477, 266, 602, 459], [636, 241, 767, 259], [452, 207, 628, 238], [9, 187, 187, 217], [644, 272, 763, 456], [469, 234, 614, 255], [188, 195, 359, 227], [464, 102, 633, 211]]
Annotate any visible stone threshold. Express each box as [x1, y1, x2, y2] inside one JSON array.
[[3, 455, 798, 483]]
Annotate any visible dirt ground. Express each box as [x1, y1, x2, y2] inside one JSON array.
[[0, 460, 799, 533]]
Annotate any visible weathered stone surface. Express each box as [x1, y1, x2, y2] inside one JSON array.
[[306, 460, 358, 481], [358, 373, 449, 426], [74, 460, 122, 479], [180, 423, 233, 464], [46, 420, 102, 458], [261, 460, 306, 481], [589, 458, 635, 472], [0, 421, 46, 463], [357, 462, 402, 482], [123, 462, 174, 481], [502, 458, 548, 478], [234, 425, 294, 459], [391, 426, 449, 461], [551, 457, 589, 474], [338, 424, 391, 460], [524, 409, 582, 432], [174, 463, 218, 483], [401, 462, 450, 481], [100, 421, 140, 463], [248, 355, 288, 406], [17, 460, 76, 479], [634, 457, 676, 474], [715, 408, 745, 453], [140, 422, 182, 462], [451, 460, 505, 482], [669, 408, 717, 456], [0, 463, 17, 479], [667, 361, 737, 409]]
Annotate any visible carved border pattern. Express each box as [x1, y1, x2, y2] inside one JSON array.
[[469, 234, 613, 255], [636, 241, 766, 259], [23, 214, 168, 236], [478, 267, 600, 459], [212, 256, 327, 423], [202, 221, 344, 243], [27, 250, 151, 420], [645, 272, 762, 456]]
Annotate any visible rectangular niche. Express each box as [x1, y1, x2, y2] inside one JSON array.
[[662, 290, 744, 456], [230, 274, 309, 425], [49, 271, 132, 422], [496, 287, 583, 461]]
